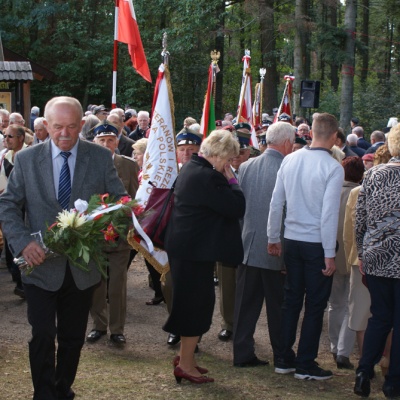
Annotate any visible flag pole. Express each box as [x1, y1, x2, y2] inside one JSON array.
[[112, 0, 119, 109], [259, 68, 266, 120]]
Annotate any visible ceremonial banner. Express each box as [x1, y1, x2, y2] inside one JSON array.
[[131, 63, 177, 279], [200, 63, 216, 138], [252, 83, 261, 126], [274, 75, 295, 123], [118, 0, 151, 83], [136, 64, 177, 206], [237, 50, 259, 149]]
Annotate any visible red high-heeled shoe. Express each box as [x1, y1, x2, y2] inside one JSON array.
[[172, 356, 208, 374], [174, 366, 214, 384]]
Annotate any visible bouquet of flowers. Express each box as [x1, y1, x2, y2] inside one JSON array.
[[16, 194, 144, 277]]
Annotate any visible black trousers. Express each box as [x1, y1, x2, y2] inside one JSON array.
[[24, 265, 94, 400]]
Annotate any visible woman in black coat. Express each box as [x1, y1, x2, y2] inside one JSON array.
[[163, 130, 245, 384]]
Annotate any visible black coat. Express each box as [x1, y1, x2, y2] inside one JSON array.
[[165, 154, 245, 265]]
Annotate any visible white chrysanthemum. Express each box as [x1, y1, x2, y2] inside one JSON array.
[[57, 210, 87, 230]]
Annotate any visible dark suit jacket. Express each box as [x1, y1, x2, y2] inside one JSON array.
[[165, 154, 245, 265], [357, 137, 371, 150], [349, 145, 365, 157], [364, 142, 385, 154], [342, 145, 357, 158], [118, 134, 135, 157], [0, 139, 127, 291]]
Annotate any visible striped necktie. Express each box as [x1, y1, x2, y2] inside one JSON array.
[[58, 151, 72, 209]]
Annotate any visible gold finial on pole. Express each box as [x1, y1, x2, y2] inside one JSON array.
[[210, 50, 220, 103], [161, 32, 170, 65]]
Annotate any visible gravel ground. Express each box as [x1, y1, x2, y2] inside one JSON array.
[[0, 254, 387, 399]]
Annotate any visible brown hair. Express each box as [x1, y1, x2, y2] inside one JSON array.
[[312, 113, 338, 140], [341, 156, 364, 183]]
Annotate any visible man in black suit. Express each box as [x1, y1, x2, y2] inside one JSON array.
[[352, 126, 371, 150], [0, 96, 127, 399], [347, 133, 366, 157], [364, 131, 385, 154], [128, 110, 149, 141]]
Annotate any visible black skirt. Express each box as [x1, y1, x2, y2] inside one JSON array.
[[163, 257, 215, 337]]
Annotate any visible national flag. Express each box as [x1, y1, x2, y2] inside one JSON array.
[[135, 63, 178, 206], [118, 0, 151, 83], [200, 63, 217, 138]]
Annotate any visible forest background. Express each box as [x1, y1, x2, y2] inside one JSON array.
[[1, 0, 398, 135]]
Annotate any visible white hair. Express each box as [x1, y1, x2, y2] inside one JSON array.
[[137, 110, 149, 119], [347, 133, 358, 145], [9, 112, 24, 123], [189, 123, 201, 133], [34, 117, 46, 128], [110, 108, 125, 118], [31, 106, 40, 115], [266, 122, 296, 145], [387, 117, 398, 128]]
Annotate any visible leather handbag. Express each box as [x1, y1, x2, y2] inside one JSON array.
[[140, 180, 176, 249]]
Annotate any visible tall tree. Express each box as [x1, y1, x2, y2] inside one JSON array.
[[259, 0, 278, 114], [294, 0, 310, 116], [339, 0, 357, 131]]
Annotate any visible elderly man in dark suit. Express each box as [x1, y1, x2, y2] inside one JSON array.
[[0, 96, 127, 400], [233, 122, 295, 368]]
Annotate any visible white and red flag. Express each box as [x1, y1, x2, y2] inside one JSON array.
[[135, 64, 178, 206], [131, 63, 177, 278], [236, 50, 259, 149], [200, 63, 217, 139], [117, 0, 151, 83], [274, 75, 295, 123]]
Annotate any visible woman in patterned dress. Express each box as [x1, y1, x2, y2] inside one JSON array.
[[354, 125, 400, 398]]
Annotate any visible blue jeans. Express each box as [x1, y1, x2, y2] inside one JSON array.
[[281, 239, 333, 368], [357, 274, 400, 387]]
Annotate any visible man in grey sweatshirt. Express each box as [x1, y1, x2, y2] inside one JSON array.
[[267, 113, 344, 381]]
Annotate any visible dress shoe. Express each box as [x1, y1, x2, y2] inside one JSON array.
[[173, 356, 208, 374], [336, 355, 354, 369], [86, 330, 107, 343], [14, 286, 25, 299], [234, 357, 269, 368], [218, 329, 233, 341], [173, 366, 214, 384], [110, 334, 126, 344], [57, 388, 75, 399], [354, 371, 371, 397], [382, 382, 400, 398], [146, 296, 165, 305], [167, 333, 181, 346]]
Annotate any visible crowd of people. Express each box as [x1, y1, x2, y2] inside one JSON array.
[[0, 100, 399, 399]]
